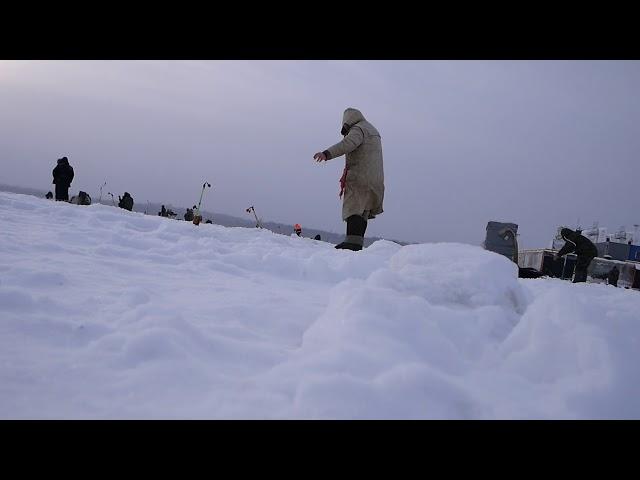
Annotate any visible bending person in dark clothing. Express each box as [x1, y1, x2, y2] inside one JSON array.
[[52, 157, 74, 201], [555, 228, 598, 283]]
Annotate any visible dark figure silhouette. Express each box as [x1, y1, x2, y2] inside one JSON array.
[[556, 228, 598, 283], [118, 192, 134, 211], [52, 157, 74, 201], [608, 266, 620, 287]]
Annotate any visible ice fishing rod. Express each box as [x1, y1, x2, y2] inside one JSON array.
[[197, 182, 212, 211], [98, 181, 107, 203], [246, 205, 262, 228]]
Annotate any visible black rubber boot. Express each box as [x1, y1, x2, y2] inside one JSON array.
[[335, 242, 362, 251], [335, 215, 367, 251]]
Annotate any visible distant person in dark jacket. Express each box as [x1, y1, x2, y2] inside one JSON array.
[[607, 266, 620, 287], [159, 205, 167, 217], [184, 208, 194, 222], [314, 234, 321, 241], [555, 228, 598, 283], [118, 192, 134, 211], [52, 157, 74, 201]]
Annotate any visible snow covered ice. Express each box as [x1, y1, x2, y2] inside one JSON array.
[[1, 191, 639, 419]]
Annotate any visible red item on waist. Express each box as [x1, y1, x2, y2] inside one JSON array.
[[339, 165, 348, 199]]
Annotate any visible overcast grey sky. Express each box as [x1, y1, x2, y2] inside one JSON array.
[[1, 60, 639, 247]]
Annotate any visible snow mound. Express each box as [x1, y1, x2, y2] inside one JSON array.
[[1, 191, 639, 419]]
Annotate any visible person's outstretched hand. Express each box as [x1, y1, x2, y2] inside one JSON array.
[[313, 152, 327, 162]]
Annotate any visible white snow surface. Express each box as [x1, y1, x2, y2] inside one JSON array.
[[1, 191, 639, 419]]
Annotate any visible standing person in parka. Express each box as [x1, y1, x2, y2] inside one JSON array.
[[313, 108, 384, 251], [52, 156, 74, 201], [555, 227, 598, 283]]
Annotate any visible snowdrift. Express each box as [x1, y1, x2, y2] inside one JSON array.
[[1, 191, 639, 419]]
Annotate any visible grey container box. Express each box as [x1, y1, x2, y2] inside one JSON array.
[[595, 241, 631, 261], [484, 221, 518, 262]]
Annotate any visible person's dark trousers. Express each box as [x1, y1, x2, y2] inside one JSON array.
[[573, 255, 594, 283], [55, 184, 69, 201]]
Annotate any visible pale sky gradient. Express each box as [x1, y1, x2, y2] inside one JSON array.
[[1, 60, 639, 247]]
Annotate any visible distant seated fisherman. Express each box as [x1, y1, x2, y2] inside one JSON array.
[[555, 227, 598, 283], [70, 191, 92, 205], [118, 192, 134, 211]]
